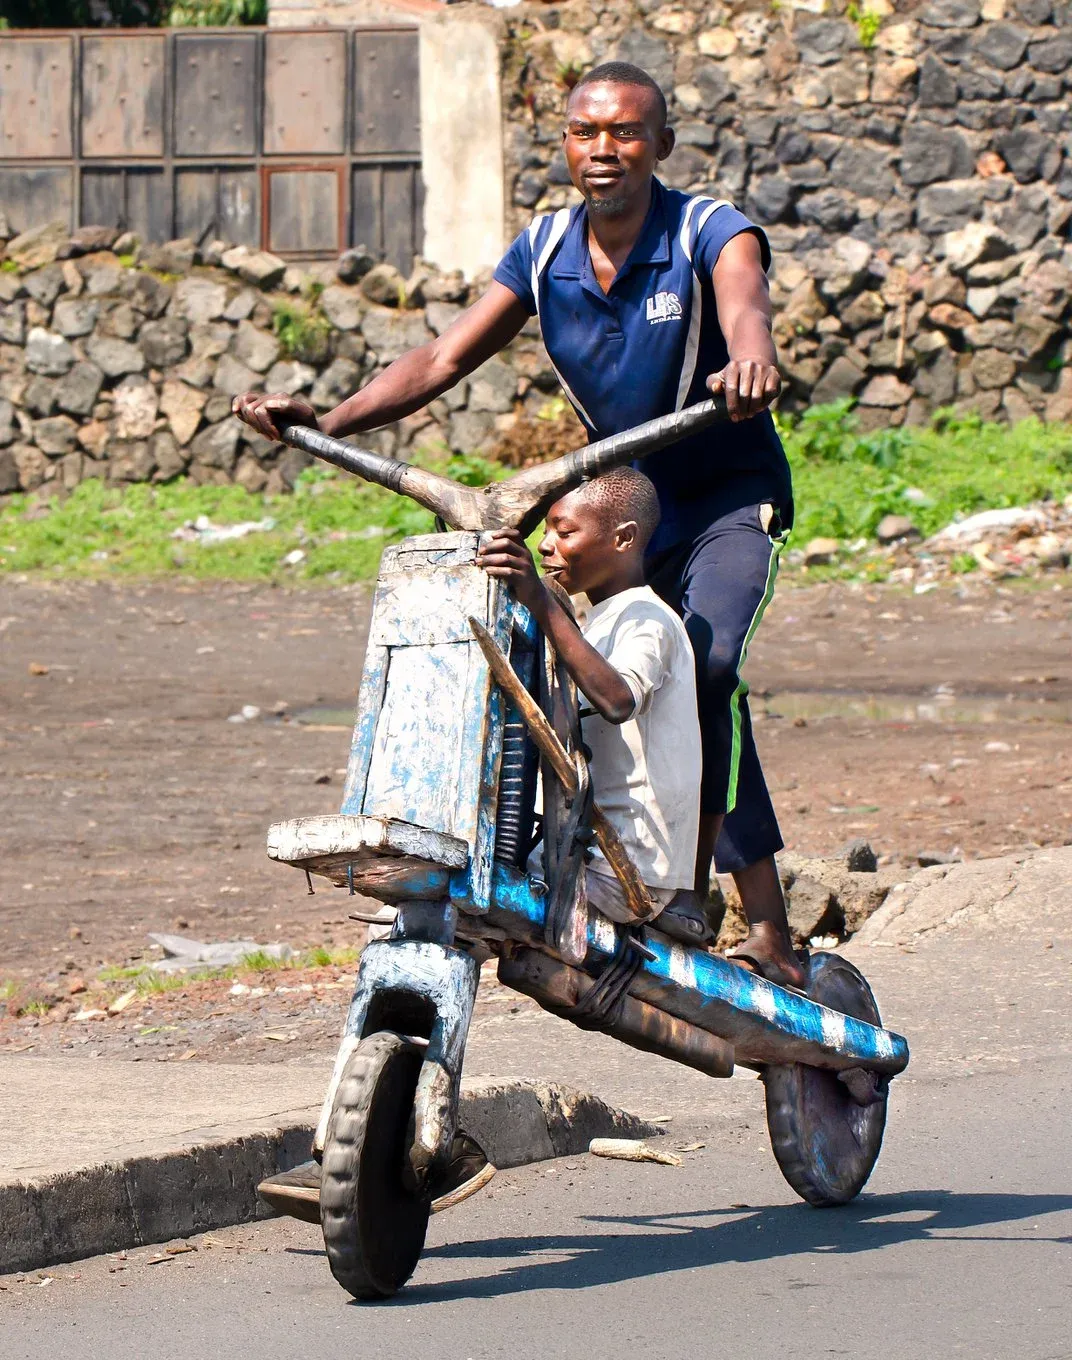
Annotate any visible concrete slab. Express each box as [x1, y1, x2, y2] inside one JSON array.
[[0, 1054, 657, 1276]]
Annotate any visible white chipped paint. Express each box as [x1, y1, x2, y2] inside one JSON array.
[[667, 943, 698, 993], [589, 912, 618, 954], [749, 979, 779, 1024], [874, 1027, 897, 1059], [820, 1006, 848, 1051]]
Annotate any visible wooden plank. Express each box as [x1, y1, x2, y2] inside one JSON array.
[[350, 163, 382, 253], [0, 37, 73, 159], [264, 31, 346, 156], [340, 640, 389, 817], [362, 642, 470, 837], [174, 167, 259, 246], [370, 566, 491, 648], [219, 167, 260, 244], [173, 33, 258, 158], [0, 167, 72, 234], [268, 813, 468, 868], [267, 167, 340, 254], [382, 162, 416, 273], [352, 29, 419, 156], [80, 168, 167, 239], [81, 35, 164, 159]]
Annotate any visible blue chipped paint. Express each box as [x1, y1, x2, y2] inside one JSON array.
[[450, 860, 909, 1075]]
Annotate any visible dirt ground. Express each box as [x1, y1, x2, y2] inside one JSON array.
[[1, 572, 1069, 1060]]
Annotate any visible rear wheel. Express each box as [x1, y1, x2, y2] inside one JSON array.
[[763, 953, 888, 1207], [320, 1031, 431, 1299]]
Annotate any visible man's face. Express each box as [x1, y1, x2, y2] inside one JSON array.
[[563, 81, 673, 217], [537, 489, 627, 597]]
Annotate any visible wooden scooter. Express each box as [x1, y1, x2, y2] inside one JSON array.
[[256, 399, 909, 1300]]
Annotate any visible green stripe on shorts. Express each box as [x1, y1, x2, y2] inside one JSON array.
[[725, 527, 787, 815]]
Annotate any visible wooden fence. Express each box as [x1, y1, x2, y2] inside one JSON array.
[[0, 25, 422, 265]]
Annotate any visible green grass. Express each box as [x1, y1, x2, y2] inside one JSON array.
[[0, 452, 499, 581], [272, 298, 332, 362], [780, 402, 1072, 546], [1, 407, 1068, 584]]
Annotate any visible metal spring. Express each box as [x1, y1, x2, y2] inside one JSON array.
[[494, 715, 529, 866]]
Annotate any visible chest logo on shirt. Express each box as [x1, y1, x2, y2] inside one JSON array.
[[645, 291, 683, 325]]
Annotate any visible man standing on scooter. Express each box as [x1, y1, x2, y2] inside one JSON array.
[[235, 61, 804, 988]]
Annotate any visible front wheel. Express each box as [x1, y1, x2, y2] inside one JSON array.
[[320, 1030, 431, 1299], [763, 953, 888, 1207]]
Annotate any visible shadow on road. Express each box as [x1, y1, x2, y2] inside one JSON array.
[[408, 1190, 1072, 1304]]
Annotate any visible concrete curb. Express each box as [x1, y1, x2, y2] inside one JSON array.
[[1, 1077, 659, 1276]]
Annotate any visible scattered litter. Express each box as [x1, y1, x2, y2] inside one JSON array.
[[148, 933, 292, 973], [72, 1007, 107, 1022], [263, 1033, 294, 1043], [647, 1114, 673, 1124], [928, 506, 1046, 546], [589, 1138, 682, 1167], [282, 548, 306, 566], [984, 741, 1012, 754], [676, 1142, 706, 1153], [165, 1242, 196, 1256], [196, 645, 215, 655], [227, 704, 262, 723], [171, 515, 276, 545], [108, 990, 138, 1015], [28, 662, 49, 676]]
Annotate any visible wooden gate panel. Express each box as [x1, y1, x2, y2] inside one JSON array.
[[267, 167, 341, 255], [352, 30, 419, 156], [1, 27, 423, 263], [351, 162, 421, 271], [382, 163, 421, 272], [0, 37, 73, 159], [263, 31, 347, 156], [81, 35, 164, 159], [350, 164, 381, 257], [175, 167, 260, 246], [173, 33, 258, 158], [0, 167, 72, 235], [81, 167, 168, 240]]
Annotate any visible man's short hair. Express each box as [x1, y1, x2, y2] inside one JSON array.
[[568, 61, 668, 129], [576, 467, 662, 551]]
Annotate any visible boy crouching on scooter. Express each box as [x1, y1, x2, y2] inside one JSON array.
[[477, 467, 702, 932]]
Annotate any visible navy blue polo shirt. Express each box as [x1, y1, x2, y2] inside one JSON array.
[[493, 178, 793, 554]]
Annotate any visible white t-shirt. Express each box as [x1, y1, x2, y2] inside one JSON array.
[[580, 586, 701, 892]]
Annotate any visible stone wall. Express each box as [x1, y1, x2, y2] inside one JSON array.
[[499, 0, 1072, 427], [0, 224, 571, 499]]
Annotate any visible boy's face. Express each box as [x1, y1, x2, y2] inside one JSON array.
[[537, 489, 634, 597]]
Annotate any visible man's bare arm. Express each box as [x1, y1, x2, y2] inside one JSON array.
[[233, 282, 530, 441], [706, 231, 782, 423]]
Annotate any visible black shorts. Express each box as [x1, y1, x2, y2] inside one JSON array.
[[647, 502, 786, 875]]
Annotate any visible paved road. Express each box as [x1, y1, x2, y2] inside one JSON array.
[[4, 878, 1071, 1360], [3, 1062, 1069, 1359]]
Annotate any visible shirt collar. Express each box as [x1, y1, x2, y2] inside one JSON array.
[[548, 179, 671, 286]]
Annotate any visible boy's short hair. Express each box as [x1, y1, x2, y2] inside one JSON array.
[[576, 467, 661, 551]]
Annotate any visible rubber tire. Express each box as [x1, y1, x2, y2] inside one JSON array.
[[320, 1031, 431, 1300], [763, 952, 888, 1207]]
